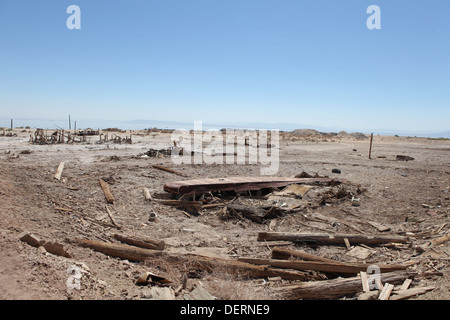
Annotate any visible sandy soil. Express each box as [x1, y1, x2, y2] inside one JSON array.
[[0, 128, 448, 300]]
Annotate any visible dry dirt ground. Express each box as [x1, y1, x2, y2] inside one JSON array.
[[0, 128, 448, 300]]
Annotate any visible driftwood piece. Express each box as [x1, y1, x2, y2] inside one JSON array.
[[273, 270, 415, 300], [54, 162, 65, 180], [257, 232, 409, 246], [237, 257, 408, 276], [74, 238, 163, 262], [152, 164, 186, 177], [113, 234, 165, 250], [72, 239, 318, 281], [430, 234, 450, 246], [99, 179, 114, 204]]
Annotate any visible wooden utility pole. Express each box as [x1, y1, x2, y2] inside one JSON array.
[[368, 133, 373, 159]]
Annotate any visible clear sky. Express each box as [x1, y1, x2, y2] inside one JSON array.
[[0, 0, 449, 134]]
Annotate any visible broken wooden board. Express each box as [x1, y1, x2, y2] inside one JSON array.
[[346, 246, 373, 260], [378, 283, 395, 300], [367, 221, 391, 232], [274, 184, 313, 197], [390, 286, 436, 300], [54, 162, 65, 180], [163, 176, 347, 195]]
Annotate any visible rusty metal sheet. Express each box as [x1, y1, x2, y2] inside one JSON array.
[[163, 176, 346, 195]]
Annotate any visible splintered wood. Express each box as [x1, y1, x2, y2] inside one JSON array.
[[54, 162, 65, 180]]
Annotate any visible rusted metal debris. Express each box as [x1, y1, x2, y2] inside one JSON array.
[[163, 176, 346, 195]]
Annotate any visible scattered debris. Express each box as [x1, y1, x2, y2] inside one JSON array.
[[396, 155, 415, 161], [76, 129, 99, 136], [20, 232, 71, 258], [135, 271, 172, 286], [223, 203, 284, 223], [140, 146, 183, 158]]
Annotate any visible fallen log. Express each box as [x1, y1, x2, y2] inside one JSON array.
[[99, 179, 114, 204], [238, 257, 408, 276], [73, 238, 318, 281], [257, 232, 409, 246], [113, 234, 165, 250], [273, 270, 415, 300], [74, 238, 163, 262]]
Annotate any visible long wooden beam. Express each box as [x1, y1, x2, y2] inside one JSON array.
[[238, 257, 407, 276], [257, 232, 409, 246]]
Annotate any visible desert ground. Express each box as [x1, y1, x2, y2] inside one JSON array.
[[0, 127, 448, 300]]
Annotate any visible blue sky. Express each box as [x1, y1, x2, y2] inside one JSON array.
[[0, 0, 449, 134]]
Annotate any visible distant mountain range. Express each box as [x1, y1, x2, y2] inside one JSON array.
[[129, 119, 450, 139], [3, 117, 449, 139]]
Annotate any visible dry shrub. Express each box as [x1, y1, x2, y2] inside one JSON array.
[[144, 255, 276, 300], [201, 272, 274, 300]]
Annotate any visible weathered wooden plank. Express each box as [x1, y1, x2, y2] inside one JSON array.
[[257, 232, 409, 246]]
